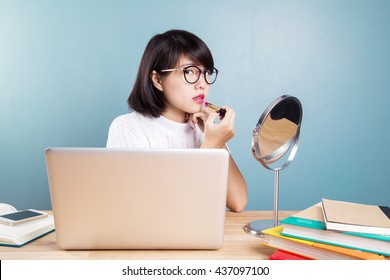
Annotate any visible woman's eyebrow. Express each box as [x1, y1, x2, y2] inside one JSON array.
[[178, 62, 201, 68]]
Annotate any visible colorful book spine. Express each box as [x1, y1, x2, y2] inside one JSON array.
[[269, 249, 310, 260]]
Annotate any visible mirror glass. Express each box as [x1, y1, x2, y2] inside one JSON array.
[[245, 95, 303, 236], [252, 96, 302, 169]]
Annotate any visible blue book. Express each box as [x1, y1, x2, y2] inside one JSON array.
[[281, 203, 390, 256]]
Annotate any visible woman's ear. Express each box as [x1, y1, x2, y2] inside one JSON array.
[[151, 71, 163, 91]]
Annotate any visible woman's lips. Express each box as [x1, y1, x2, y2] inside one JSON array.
[[192, 94, 205, 104]]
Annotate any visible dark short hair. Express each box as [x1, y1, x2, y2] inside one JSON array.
[[128, 29, 215, 117]]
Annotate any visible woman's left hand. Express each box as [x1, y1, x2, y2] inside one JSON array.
[[201, 106, 235, 148], [188, 107, 210, 132]]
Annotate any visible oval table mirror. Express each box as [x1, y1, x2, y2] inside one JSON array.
[[244, 95, 303, 237]]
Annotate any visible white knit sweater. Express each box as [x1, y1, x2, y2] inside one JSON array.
[[106, 112, 204, 148]]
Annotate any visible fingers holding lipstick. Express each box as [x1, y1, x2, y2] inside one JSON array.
[[220, 106, 235, 123], [212, 106, 235, 129], [202, 106, 236, 148], [219, 106, 236, 138]]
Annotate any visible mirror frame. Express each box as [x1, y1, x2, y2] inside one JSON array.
[[251, 95, 302, 171]]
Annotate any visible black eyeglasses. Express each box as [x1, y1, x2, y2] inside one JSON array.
[[160, 65, 219, 85]]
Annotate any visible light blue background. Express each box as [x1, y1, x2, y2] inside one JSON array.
[[1, 0, 389, 210]]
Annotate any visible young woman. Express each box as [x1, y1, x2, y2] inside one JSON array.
[[107, 29, 247, 212]]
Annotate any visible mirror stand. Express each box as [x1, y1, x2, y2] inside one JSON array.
[[273, 169, 280, 226], [244, 169, 280, 236]]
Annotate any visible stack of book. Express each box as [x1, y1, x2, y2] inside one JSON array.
[[261, 198, 390, 260], [0, 203, 55, 247]]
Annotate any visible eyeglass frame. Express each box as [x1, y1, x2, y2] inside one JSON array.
[[159, 65, 219, 85]]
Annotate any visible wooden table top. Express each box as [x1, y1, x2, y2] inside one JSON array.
[[0, 210, 296, 260]]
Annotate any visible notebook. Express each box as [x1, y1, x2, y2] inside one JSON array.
[[45, 147, 229, 250]]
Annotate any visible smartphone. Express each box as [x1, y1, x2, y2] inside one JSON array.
[[0, 209, 48, 226]]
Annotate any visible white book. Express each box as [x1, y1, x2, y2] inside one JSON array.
[[0, 203, 54, 247], [321, 198, 390, 235]]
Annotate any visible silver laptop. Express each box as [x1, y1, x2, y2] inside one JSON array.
[[45, 148, 229, 250]]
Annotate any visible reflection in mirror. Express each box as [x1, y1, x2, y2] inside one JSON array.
[[252, 97, 302, 165], [245, 95, 303, 237], [258, 114, 298, 163]]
